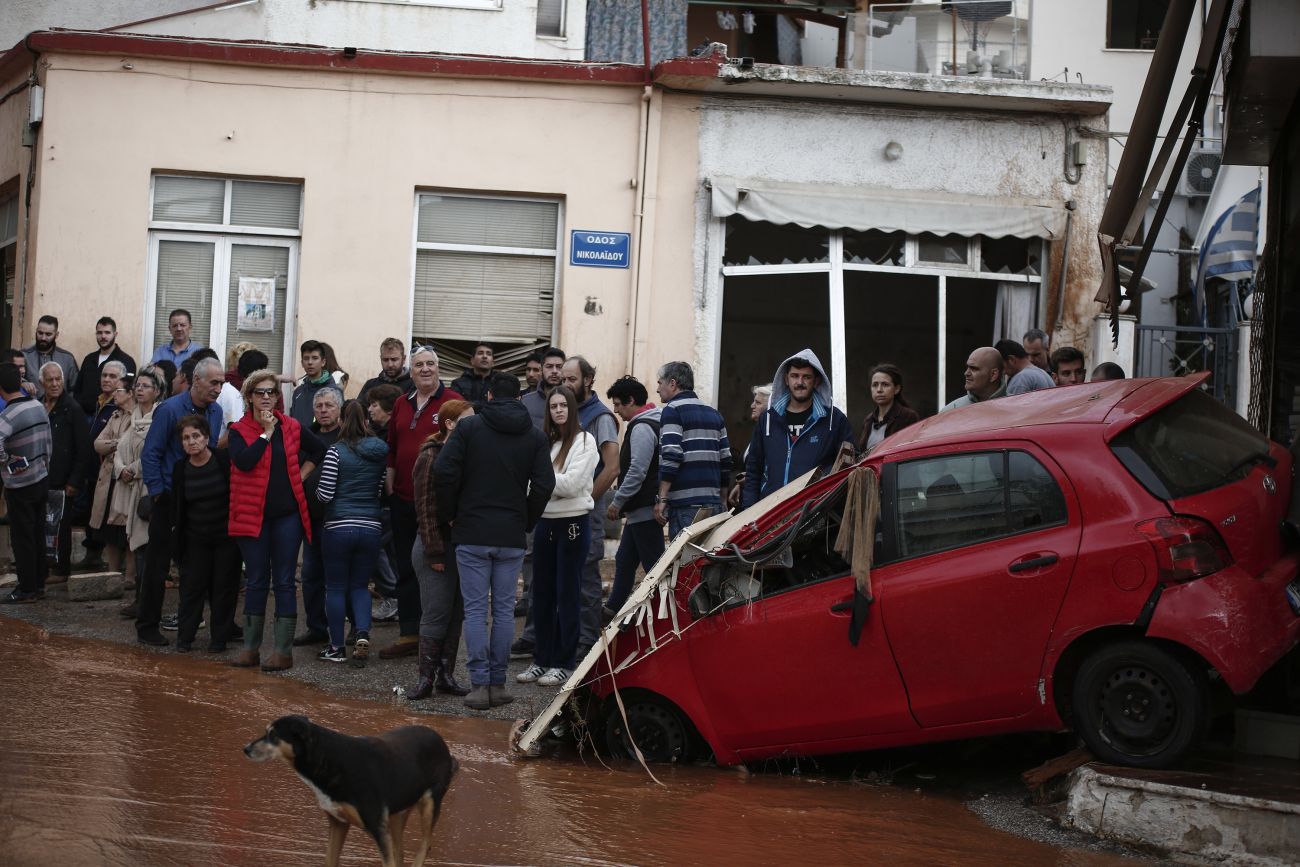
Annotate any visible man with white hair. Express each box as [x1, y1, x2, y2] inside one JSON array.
[[74, 316, 136, 416], [380, 346, 464, 659]]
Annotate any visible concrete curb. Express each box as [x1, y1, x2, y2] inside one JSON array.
[[1063, 765, 1300, 865]]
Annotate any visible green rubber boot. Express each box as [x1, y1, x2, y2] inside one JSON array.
[[232, 614, 265, 668], [262, 615, 297, 672]]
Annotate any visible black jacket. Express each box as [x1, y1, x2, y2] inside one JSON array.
[[74, 345, 137, 416], [171, 450, 232, 564], [358, 370, 413, 406], [449, 369, 492, 404], [45, 393, 92, 489], [434, 398, 554, 549]]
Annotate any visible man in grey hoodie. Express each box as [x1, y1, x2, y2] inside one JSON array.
[[604, 376, 664, 616], [741, 349, 854, 509]]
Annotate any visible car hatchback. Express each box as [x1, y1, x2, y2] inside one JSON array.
[[522, 375, 1300, 770]]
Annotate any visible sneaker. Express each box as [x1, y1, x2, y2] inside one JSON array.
[[160, 614, 202, 631], [352, 632, 370, 662], [537, 667, 573, 688], [509, 638, 535, 660], [0, 590, 40, 604], [516, 663, 546, 683], [318, 646, 346, 663], [373, 598, 399, 622]]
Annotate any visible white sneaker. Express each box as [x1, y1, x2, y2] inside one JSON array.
[[372, 598, 399, 622], [516, 663, 546, 683], [537, 667, 572, 688]]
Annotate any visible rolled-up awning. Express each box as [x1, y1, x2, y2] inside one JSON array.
[[709, 176, 1068, 240]]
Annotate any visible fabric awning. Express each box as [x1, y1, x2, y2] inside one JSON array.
[[709, 177, 1068, 240]]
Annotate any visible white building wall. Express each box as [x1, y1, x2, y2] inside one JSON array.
[[0, 0, 199, 48]]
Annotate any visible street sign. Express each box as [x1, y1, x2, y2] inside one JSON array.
[[570, 230, 631, 269]]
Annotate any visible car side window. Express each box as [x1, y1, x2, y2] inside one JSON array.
[[895, 450, 1066, 559]]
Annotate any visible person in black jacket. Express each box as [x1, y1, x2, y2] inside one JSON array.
[[39, 362, 92, 579], [171, 414, 239, 653], [74, 317, 137, 416], [449, 342, 494, 404], [435, 372, 554, 711]]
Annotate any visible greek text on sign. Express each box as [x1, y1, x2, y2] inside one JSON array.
[[570, 230, 631, 269]]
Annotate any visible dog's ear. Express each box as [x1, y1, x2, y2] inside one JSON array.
[[279, 715, 316, 750]]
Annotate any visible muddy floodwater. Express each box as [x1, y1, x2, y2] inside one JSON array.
[[0, 617, 1135, 866]]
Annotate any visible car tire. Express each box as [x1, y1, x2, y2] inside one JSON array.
[[1072, 640, 1208, 769], [604, 697, 693, 764]]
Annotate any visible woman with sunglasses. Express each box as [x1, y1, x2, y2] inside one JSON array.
[[380, 346, 462, 660], [229, 369, 325, 671]]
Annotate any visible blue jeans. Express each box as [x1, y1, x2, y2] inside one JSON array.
[[322, 524, 380, 648], [668, 503, 720, 540], [532, 515, 589, 670], [237, 512, 304, 617], [300, 531, 329, 635], [608, 519, 666, 613], [456, 544, 525, 686]]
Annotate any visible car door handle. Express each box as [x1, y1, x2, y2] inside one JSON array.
[[830, 601, 853, 613], [1008, 553, 1059, 573]]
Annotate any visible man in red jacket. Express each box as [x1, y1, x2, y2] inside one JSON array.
[[381, 346, 462, 658]]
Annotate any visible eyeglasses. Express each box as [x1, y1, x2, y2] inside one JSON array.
[[252, 387, 277, 397]]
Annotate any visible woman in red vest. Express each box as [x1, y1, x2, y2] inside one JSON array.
[[229, 369, 325, 671]]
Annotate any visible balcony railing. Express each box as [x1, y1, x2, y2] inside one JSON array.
[[848, 0, 1030, 80]]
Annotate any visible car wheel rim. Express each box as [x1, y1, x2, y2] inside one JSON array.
[[623, 703, 686, 763], [1096, 664, 1178, 756]]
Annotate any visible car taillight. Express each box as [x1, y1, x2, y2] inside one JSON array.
[[1136, 516, 1233, 584]]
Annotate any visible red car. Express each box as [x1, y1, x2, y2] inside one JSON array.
[[534, 375, 1300, 770]]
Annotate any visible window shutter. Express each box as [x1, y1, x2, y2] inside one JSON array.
[[230, 181, 302, 230], [417, 195, 558, 250], [153, 240, 215, 351], [537, 0, 564, 36], [153, 176, 224, 224], [0, 195, 17, 246], [413, 250, 554, 343], [227, 244, 291, 371]]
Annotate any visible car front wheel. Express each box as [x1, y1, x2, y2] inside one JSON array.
[[1072, 640, 1208, 769], [604, 697, 694, 764]]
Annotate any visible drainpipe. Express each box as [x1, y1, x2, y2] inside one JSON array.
[[1053, 201, 1075, 334], [16, 35, 42, 345], [626, 0, 657, 374]]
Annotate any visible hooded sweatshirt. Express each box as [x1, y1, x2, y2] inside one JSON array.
[[434, 397, 555, 549], [741, 348, 854, 508]]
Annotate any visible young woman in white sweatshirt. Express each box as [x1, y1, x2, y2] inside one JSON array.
[[517, 385, 598, 687]]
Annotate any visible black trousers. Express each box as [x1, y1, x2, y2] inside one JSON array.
[[5, 481, 49, 594], [177, 534, 240, 647], [136, 492, 174, 636], [390, 497, 421, 636]]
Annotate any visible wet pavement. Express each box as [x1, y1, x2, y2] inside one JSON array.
[[0, 606, 1146, 866]]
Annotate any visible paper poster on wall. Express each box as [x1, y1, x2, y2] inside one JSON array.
[[237, 276, 276, 332]]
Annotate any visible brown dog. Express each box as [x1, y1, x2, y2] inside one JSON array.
[[244, 715, 457, 867]]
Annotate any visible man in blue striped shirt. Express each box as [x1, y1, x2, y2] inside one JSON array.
[[0, 362, 53, 604], [654, 361, 730, 539]]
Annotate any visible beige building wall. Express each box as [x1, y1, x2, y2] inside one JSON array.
[[24, 52, 660, 392]]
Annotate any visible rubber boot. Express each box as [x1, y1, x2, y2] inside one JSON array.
[[435, 615, 470, 696], [406, 637, 440, 701], [232, 614, 265, 668], [261, 615, 296, 672]]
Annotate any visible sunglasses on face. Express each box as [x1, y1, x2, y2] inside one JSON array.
[[252, 387, 277, 397]]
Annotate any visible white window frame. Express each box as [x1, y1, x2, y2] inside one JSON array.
[[340, 0, 502, 12], [717, 226, 1044, 412], [536, 0, 567, 38], [407, 190, 563, 347], [143, 232, 300, 373], [148, 175, 303, 238]]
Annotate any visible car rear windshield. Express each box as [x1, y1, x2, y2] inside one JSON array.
[[1111, 387, 1272, 500]]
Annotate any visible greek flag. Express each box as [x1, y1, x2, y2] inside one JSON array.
[[1194, 185, 1260, 323]]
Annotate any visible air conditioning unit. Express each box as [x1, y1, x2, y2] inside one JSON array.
[[1180, 148, 1222, 197]]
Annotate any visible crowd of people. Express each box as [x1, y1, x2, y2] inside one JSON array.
[[0, 312, 1116, 710]]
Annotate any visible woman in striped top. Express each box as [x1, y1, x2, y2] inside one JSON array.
[[315, 401, 388, 664]]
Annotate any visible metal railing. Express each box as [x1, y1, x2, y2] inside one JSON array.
[[1135, 324, 1239, 406], [849, 0, 1030, 79]]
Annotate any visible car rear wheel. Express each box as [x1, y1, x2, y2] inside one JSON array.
[[1072, 640, 1208, 769], [604, 697, 694, 764]]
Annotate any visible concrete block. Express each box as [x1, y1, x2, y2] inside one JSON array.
[[1063, 766, 1300, 866], [1235, 709, 1300, 760], [66, 571, 126, 601]]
